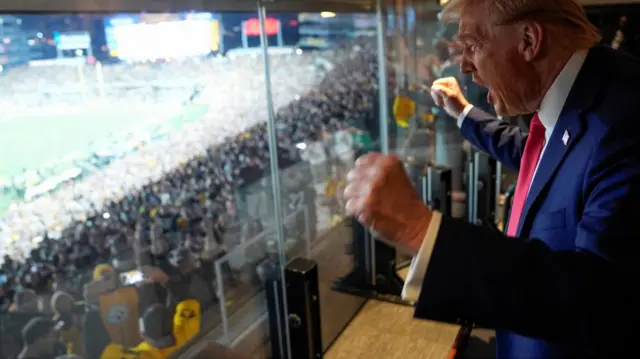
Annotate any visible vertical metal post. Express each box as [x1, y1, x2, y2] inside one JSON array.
[[467, 160, 475, 223], [219, 17, 226, 55], [372, 0, 391, 288], [304, 206, 311, 257], [421, 174, 428, 204], [242, 21, 249, 49], [427, 167, 434, 205], [365, 228, 374, 284], [495, 161, 502, 225], [376, 0, 390, 155], [472, 152, 481, 224], [258, 2, 291, 358], [277, 20, 284, 47], [271, 280, 285, 354], [215, 261, 229, 343], [406, 0, 418, 118]]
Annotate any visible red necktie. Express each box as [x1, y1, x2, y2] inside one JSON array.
[[506, 114, 546, 237]]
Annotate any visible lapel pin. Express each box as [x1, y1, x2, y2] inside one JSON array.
[[562, 130, 570, 146]]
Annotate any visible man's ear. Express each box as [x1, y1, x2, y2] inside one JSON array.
[[519, 21, 544, 62]]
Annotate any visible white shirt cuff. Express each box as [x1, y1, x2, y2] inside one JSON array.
[[401, 211, 443, 302], [457, 104, 474, 128]]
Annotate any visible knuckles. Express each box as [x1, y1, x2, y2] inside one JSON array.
[[346, 154, 408, 212]]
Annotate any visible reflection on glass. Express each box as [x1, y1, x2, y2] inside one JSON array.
[[0, 10, 376, 359], [383, 2, 495, 219], [265, 10, 378, 349]]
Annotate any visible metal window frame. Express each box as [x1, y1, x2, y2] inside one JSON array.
[[0, 0, 618, 13], [0, 0, 375, 13]]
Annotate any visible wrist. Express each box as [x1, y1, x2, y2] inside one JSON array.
[[452, 98, 470, 119]]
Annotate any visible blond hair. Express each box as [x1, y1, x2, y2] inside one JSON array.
[[443, 0, 601, 51]]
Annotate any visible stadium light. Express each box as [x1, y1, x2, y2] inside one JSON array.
[[296, 142, 307, 150], [320, 12, 336, 18]]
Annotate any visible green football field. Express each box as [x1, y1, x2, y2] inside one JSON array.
[[0, 103, 210, 212]]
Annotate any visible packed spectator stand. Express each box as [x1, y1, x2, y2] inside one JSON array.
[[0, 39, 380, 359]]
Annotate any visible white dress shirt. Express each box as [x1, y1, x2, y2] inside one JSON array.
[[402, 50, 588, 302]]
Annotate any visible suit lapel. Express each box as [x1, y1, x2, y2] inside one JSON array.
[[516, 113, 584, 235], [515, 46, 610, 236]]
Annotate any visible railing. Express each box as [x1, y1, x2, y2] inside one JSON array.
[[214, 206, 310, 344]]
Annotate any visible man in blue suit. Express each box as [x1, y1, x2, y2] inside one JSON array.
[[344, 0, 640, 358]]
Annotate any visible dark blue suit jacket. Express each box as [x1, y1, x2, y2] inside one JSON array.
[[414, 46, 640, 358]]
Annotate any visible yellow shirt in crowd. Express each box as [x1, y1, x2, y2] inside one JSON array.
[[101, 299, 201, 359]]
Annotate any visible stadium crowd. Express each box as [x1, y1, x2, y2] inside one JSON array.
[[0, 54, 318, 116], [0, 52, 318, 249], [0, 39, 380, 359]]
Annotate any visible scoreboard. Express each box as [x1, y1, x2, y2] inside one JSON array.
[[104, 12, 221, 61], [296, 13, 376, 49]]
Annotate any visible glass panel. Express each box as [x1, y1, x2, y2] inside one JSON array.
[[382, 0, 495, 220], [0, 11, 289, 359], [261, 9, 375, 351]]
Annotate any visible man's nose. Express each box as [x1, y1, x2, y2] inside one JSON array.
[[461, 55, 475, 75]]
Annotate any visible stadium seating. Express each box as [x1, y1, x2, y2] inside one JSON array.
[[0, 38, 380, 359]]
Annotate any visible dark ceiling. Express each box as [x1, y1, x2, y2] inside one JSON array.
[[4, 0, 637, 18], [2, 0, 377, 14]]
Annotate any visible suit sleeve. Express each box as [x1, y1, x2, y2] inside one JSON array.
[[414, 217, 640, 356], [459, 106, 528, 172], [413, 120, 640, 356]]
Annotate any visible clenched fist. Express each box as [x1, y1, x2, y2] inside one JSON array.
[[430, 77, 470, 119], [344, 153, 433, 255]]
